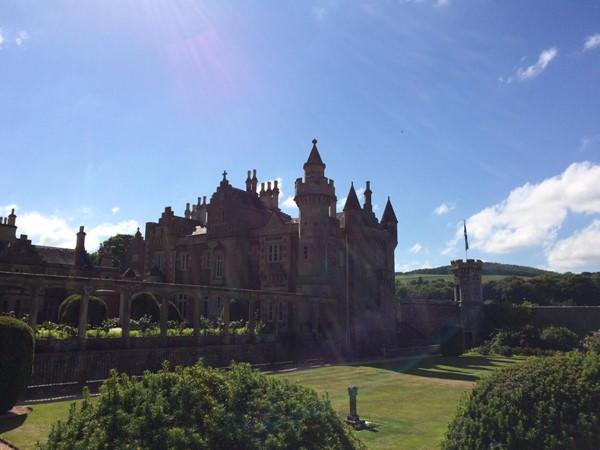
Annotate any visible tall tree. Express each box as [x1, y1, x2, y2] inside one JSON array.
[[91, 234, 133, 269]]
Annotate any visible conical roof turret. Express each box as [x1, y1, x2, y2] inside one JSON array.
[[303, 139, 326, 178], [343, 182, 361, 211], [381, 196, 398, 223]]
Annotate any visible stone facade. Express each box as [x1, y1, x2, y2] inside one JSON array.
[[0, 140, 399, 356]]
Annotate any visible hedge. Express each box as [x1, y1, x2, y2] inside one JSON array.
[[58, 294, 108, 327]]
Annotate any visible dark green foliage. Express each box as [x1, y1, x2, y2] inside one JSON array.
[[399, 262, 554, 277], [443, 351, 600, 449], [582, 329, 600, 353], [130, 292, 181, 322], [0, 315, 34, 412], [483, 272, 600, 306], [396, 278, 454, 300], [90, 233, 133, 269], [130, 292, 160, 321], [481, 300, 534, 339], [58, 294, 108, 328], [539, 325, 579, 351], [42, 361, 364, 450], [438, 325, 464, 357]]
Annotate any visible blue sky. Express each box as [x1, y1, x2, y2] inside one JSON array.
[[2, 1, 600, 273]]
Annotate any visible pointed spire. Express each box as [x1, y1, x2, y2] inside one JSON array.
[[343, 182, 361, 211], [303, 138, 326, 178], [382, 196, 398, 223]]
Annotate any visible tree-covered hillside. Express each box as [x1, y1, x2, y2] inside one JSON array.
[[398, 262, 556, 278]]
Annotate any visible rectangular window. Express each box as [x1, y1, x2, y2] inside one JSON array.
[[215, 253, 223, 278], [267, 302, 273, 321], [154, 251, 164, 270], [278, 302, 284, 321], [203, 297, 209, 317], [179, 253, 190, 271], [303, 245, 309, 259], [267, 244, 283, 263]]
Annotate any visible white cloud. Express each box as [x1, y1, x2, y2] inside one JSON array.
[[546, 219, 600, 271], [516, 47, 558, 81], [5, 206, 139, 252], [409, 243, 422, 254], [85, 220, 139, 251], [579, 135, 600, 152], [434, 202, 454, 215], [111, 206, 120, 213], [282, 196, 297, 210], [584, 33, 600, 51], [78, 207, 93, 216], [0, 28, 4, 48], [444, 162, 600, 271], [15, 30, 28, 46]]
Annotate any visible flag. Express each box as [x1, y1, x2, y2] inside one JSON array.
[[463, 220, 469, 251]]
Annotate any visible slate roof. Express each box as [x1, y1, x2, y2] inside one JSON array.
[[34, 246, 75, 266]]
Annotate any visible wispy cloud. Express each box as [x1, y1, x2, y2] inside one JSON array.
[[579, 134, 600, 152], [409, 243, 422, 254], [516, 47, 558, 81], [111, 206, 120, 214], [0, 28, 5, 48], [501, 47, 558, 83], [311, 7, 328, 21], [434, 202, 454, 215], [584, 33, 600, 51], [15, 30, 28, 46], [78, 207, 93, 216], [443, 162, 600, 271]]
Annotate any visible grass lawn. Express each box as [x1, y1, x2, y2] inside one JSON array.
[[1, 355, 520, 449]]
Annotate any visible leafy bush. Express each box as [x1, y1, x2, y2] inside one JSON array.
[[42, 361, 364, 449], [438, 325, 464, 357], [539, 325, 579, 351], [582, 329, 600, 353], [130, 292, 181, 322], [0, 315, 35, 412], [443, 351, 600, 449], [58, 294, 108, 327], [35, 321, 77, 340]]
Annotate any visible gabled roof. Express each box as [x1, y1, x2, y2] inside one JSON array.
[[381, 197, 398, 223], [343, 183, 361, 211], [34, 246, 75, 266]]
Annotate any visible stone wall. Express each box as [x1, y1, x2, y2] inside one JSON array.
[[533, 306, 600, 337], [397, 300, 459, 340]]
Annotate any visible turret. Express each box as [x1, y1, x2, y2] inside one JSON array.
[[451, 259, 483, 348], [381, 197, 398, 245], [294, 139, 337, 295]]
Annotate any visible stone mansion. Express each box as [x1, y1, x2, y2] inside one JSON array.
[[1, 139, 412, 355]]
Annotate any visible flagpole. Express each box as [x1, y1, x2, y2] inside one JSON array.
[[464, 220, 469, 261]]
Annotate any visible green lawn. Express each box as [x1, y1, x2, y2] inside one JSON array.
[[1, 355, 520, 450]]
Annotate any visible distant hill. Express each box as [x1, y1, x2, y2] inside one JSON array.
[[398, 262, 556, 278]]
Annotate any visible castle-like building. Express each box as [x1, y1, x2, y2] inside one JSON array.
[[128, 139, 399, 351], [0, 140, 406, 354]]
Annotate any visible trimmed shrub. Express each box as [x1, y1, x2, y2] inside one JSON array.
[[539, 325, 579, 351], [42, 361, 364, 449], [130, 292, 181, 322], [438, 325, 464, 357], [58, 294, 108, 328], [0, 315, 35, 412], [582, 328, 600, 353], [443, 351, 600, 449]]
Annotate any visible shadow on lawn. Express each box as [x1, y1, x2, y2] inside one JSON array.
[[365, 356, 510, 383]]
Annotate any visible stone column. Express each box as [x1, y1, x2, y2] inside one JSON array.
[[29, 287, 43, 332], [193, 293, 201, 339], [160, 294, 168, 338], [274, 302, 280, 336], [248, 299, 256, 333], [120, 291, 131, 342], [347, 386, 359, 421], [223, 297, 231, 342], [78, 286, 91, 343]]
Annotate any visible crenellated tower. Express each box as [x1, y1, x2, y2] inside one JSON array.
[[294, 139, 337, 296], [451, 259, 483, 347]]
